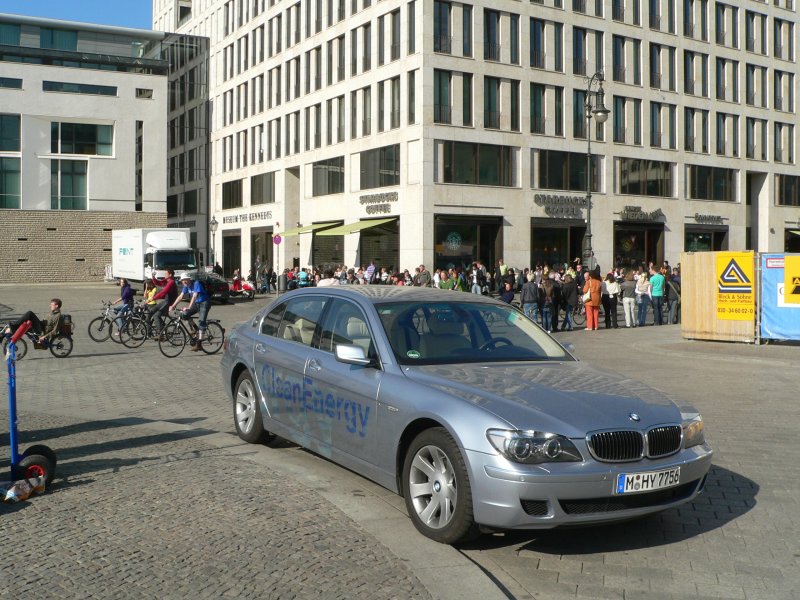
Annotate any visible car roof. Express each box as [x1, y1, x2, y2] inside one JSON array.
[[285, 285, 507, 306]]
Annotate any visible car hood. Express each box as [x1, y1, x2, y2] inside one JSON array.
[[402, 361, 683, 436]]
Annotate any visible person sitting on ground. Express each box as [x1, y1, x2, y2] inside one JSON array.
[[3, 298, 63, 345]]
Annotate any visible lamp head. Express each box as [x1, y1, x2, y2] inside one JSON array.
[[592, 84, 610, 124]]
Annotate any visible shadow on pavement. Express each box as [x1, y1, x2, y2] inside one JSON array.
[[458, 465, 758, 553]]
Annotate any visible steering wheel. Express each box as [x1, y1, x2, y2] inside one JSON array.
[[479, 337, 513, 351]]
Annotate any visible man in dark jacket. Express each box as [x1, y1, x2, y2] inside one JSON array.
[[520, 278, 540, 325], [560, 275, 579, 331]]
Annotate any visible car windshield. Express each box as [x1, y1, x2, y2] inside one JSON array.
[[155, 251, 197, 270], [376, 301, 572, 365]]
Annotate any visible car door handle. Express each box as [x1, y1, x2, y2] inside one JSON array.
[[255, 343, 266, 354], [308, 358, 322, 372]]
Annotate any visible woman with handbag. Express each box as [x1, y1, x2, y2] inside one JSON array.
[[583, 270, 602, 331]]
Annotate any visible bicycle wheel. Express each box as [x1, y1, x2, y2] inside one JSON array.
[[2, 336, 28, 359], [572, 305, 586, 327], [87, 316, 113, 342], [121, 317, 148, 349], [199, 322, 225, 355], [159, 321, 187, 358], [49, 335, 73, 358]]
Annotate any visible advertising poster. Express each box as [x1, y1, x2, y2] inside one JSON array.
[[715, 252, 755, 321], [761, 254, 800, 340]]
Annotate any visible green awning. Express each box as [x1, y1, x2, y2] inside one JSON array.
[[275, 221, 340, 237], [316, 217, 397, 236]]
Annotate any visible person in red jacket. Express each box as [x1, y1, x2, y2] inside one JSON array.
[[149, 268, 180, 334]]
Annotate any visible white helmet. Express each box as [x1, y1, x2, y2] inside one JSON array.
[[178, 272, 192, 281]]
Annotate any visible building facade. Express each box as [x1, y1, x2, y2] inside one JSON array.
[[155, 0, 800, 277], [0, 13, 209, 281]]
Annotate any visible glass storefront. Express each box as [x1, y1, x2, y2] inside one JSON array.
[[250, 228, 274, 275], [434, 216, 502, 272], [530, 219, 586, 268], [312, 232, 344, 269], [786, 229, 800, 252], [360, 220, 400, 271], [613, 223, 664, 269], [221, 232, 241, 277], [685, 226, 728, 252]]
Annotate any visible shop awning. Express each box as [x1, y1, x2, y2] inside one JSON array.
[[275, 221, 340, 237], [316, 217, 397, 236]]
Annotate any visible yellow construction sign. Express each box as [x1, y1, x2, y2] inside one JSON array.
[[716, 252, 755, 320], [784, 255, 800, 304]]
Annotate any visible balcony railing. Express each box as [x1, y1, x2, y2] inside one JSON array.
[[573, 58, 587, 75], [484, 42, 501, 61], [434, 105, 452, 124], [484, 110, 501, 129], [434, 34, 452, 53], [531, 50, 546, 69], [613, 65, 626, 82], [531, 116, 546, 134]]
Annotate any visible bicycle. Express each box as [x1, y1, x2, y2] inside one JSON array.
[[117, 303, 162, 349], [87, 300, 121, 343], [158, 309, 224, 358], [560, 300, 586, 328], [2, 317, 74, 359]]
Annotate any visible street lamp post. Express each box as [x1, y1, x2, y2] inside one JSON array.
[[582, 72, 610, 272], [209, 215, 218, 266]]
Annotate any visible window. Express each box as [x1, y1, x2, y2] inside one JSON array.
[[484, 77, 500, 129], [441, 141, 513, 186], [531, 84, 545, 134], [390, 77, 400, 129], [40, 28, 77, 51], [510, 14, 520, 65], [43, 81, 117, 96], [0, 157, 20, 208], [462, 5, 472, 57], [539, 150, 599, 192], [531, 19, 545, 68], [312, 156, 345, 196], [0, 114, 20, 151], [613, 96, 626, 143], [408, 70, 417, 124], [554, 23, 563, 72], [408, 1, 416, 54], [318, 299, 375, 358], [484, 10, 500, 61], [0, 78, 22, 90], [51, 123, 113, 156], [0, 22, 21, 46], [510, 80, 520, 131], [619, 158, 673, 196], [251, 172, 276, 204], [457, 73, 472, 127], [50, 159, 87, 210], [391, 10, 401, 60], [434, 1, 451, 53], [776, 175, 800, 206], [689, 165, 736, 201], [363, 23, 372, 71], [276, 297, 328, 345], [361, 144, 400, 189], [573, 28, 587, 75], [554, 87, 564, 136], [434, 70, 451, 124], [222, 179, 243, 209]]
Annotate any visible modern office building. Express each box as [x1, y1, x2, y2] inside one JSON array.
[[0, 13, 209, 281], [155, 0, 800, 276]]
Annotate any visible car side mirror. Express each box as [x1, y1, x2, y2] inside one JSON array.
[[334, 344, 374, 367]]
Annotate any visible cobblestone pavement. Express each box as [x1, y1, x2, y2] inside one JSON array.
[[1, 283, 799, 600]]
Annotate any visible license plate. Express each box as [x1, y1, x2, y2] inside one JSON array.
[[615, 467, 680, 495]]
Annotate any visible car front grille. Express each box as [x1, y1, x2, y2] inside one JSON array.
[[559, 481, 698, 514], [646, 425, 682, 458], [588, 425, 683, 462]]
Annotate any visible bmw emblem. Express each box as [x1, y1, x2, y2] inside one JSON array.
[[629, 413, 641, 422]]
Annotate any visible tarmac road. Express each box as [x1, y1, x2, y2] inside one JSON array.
[[1, 283, 798, 600]]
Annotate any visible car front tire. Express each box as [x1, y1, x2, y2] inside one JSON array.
[[233, 371, 275, 444], [402, 427, 479, 544]]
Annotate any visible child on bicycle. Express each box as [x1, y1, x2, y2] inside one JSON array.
[[2, 298, 63, 345], [169, 272, 210, 351]]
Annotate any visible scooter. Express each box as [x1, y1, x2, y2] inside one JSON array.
[[229, 275, 256, 300]]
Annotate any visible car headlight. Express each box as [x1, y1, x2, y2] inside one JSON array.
[[681, 412, 705, 448], [486, 429, 583, 464]]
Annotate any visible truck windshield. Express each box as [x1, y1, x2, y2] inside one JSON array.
[[155, 251, 197, 270]]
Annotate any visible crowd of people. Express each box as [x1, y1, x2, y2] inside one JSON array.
[[241, 257, 681, 332]]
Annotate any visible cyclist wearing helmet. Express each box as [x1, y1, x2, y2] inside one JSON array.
[[169, 272, 210, 351]]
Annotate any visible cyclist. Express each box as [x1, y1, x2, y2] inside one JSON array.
[[2, 298, 63, 345], [149, 267, 180, 334], [169, 272, 210, 351], [111, 278, 134, 338]]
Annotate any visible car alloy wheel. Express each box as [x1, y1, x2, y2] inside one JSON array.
[[233, 371, 274, 444]]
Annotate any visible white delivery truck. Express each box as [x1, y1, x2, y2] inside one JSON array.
[[112, 228, 196, 286]]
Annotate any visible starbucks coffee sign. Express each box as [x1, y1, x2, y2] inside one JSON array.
[[534, 194, 587, 218]]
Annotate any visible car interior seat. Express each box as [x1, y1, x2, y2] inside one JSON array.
[[345, 318, 373, 356], [419, 314, 471, 358]]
